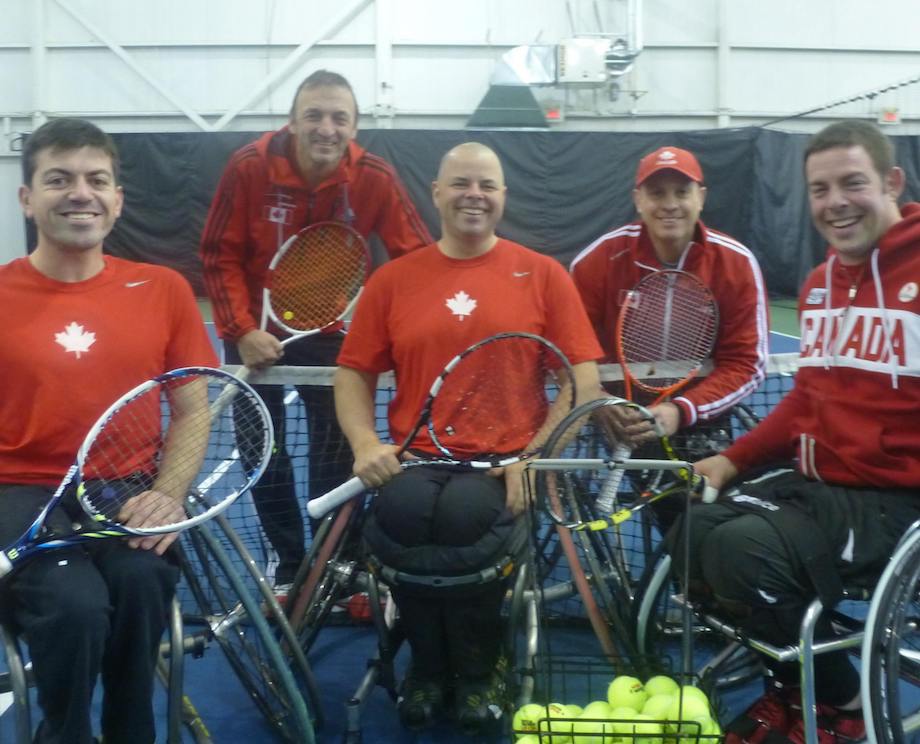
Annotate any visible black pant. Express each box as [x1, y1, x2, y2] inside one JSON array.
[[226, 336, 353, 584], [372, 467, 509, 682], [668, 469, 920, 705], [1, 485, 178, 744]]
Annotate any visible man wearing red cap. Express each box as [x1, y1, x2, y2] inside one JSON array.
[[570, 145, 769, 442]]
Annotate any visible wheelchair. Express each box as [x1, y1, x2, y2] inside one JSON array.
[[634, 515, 920, 744], [284, 490, 541, 742], [0, 594, 199, 744]]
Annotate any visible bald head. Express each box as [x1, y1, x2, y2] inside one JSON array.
[[436, 142, 505, 185], [432, 142, 507, 251]]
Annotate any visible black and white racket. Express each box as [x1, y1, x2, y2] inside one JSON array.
[[238, 221, 370, 381], [307, 332, 577, 519], [0, 367, 273, 578]]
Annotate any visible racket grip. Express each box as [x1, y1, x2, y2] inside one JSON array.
[[700, 477, 719, 504], [306, 476, 367, 519], [596, 444, 632, 514]]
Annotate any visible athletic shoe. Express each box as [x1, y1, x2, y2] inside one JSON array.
[[724, 683, 801, 744], [397, 671, 445, 731], [787, 704, 865, 744], [454, 657, 508, 737]]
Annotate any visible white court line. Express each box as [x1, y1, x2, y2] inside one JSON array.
[[0, 690, 13, 715]]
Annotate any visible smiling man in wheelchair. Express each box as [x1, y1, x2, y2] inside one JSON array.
[[333, 142, 603, 734], [668, 120, 920, 744]]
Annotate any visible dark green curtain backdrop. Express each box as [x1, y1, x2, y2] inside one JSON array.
[[74, 127, 918, 298]]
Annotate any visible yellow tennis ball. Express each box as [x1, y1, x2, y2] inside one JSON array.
[[642, 693, 675, 720], [580, 700, 613, 720], [539, 703, 572, 744], [512, 703, 546, 735], [572, 717, 615, 744], [282, 310, 294, 320], [608, 675, 648, 712], [631, 714, 665, 744], [564, 704, 584, 718], [515, 736, 542, 744], [666, 695, 711, 735], [644, 675, 680, 698]]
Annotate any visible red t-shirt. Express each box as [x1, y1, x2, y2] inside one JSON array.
[[338, 239, 602, 455], [0, 256, 218, 485]]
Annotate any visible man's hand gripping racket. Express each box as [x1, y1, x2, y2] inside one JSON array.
[[307, 332, 577, 519], [539, 397, 718, 533], [597, 269, 719, 514], [237, 221, 370, 380], [0, 367, 273, 578]]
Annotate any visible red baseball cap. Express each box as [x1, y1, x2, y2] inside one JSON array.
[[635, 146, 703, 186]]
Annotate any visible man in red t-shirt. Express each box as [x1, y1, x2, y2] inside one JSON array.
[[1, 118, 217, 744], [336, 142, 603, 734], [201, 70, 431, 593]]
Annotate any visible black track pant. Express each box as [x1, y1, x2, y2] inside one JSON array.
[[226, 336, 353, 584], [1, 485, 178, 744], [372, 467, 508, 682], [667, 469, 919, 705]]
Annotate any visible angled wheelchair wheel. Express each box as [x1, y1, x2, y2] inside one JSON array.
[[178, 523, 315, 744], [286, 499, 367, 654], [863, 529, 920, 744]]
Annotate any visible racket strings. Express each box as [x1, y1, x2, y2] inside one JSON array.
[[270, 225, 368, 331], [427, 337, 569, 459], [619, 272, 718, 386], [80, 374, 272, 531]]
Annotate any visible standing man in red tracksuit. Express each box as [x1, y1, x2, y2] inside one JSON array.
[[671, 120, 920, 744], [201, 70, 431, 595], [570, 145, 769, 440]]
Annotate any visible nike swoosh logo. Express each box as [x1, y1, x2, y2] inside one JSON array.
[[512, 271, 530, 278], [125, 280, 151, 288]]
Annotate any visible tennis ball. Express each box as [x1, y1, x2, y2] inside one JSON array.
[[572, 717, 615, 744], [282, 310, 294, 320], [580, 700, 613, 720], [631, 714, 665, 744], [641, 693, 675, 720], [539, 703, 572, 744], [607, 675, 648, 712], [666, 695, 711, 735], [702, 717, 722, 737], [513, 703, 547, 735], [679, 685, 710, 707], [610, 706, 639, 722], [515, 736, 541, 744], [644, 675, 680, 698], [565, 704, 584, 718]]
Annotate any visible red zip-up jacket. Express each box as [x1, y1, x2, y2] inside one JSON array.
[[570, 220, 769, 426], [200, 129, 431, 342], [726, 203, 920, 488]]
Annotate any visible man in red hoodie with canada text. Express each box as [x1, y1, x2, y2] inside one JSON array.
[[671, 120, 920, 744]]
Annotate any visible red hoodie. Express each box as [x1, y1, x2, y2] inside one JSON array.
[[200, 129, 431, 342], [726, 203, 920, 488]]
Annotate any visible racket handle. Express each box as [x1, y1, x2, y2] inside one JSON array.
[[596, 444, 632, 514], [306, 476, 366, 519]]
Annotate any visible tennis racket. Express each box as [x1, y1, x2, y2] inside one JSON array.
[[307, 332, 577, 519], [238, 221, 370, 381], [537, 397, 716, 533], [596, 269, 718, 514], [0, 367, 273, 578]]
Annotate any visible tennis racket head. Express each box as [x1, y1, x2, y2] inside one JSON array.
[[535, 397, 683, 529], [76, 367, 273, 534], [423, 332, 577, 465], [615, 269, 718, 395], [265, 221, 370, 335]]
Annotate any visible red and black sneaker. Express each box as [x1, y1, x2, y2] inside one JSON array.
[[787, 703, 865, 744], [725, 684, 803, 744]]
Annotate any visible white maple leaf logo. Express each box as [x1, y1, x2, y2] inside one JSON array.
[[55, 322, 96, 358], [446, 290, 477, 321]]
